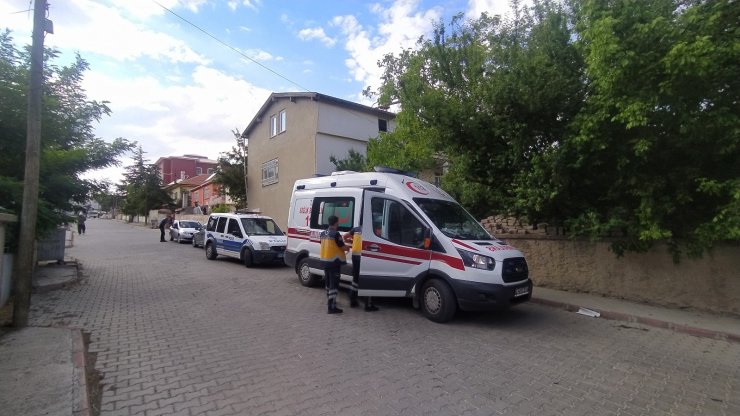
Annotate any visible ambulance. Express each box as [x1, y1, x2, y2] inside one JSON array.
[[285, 167, 532, 322]]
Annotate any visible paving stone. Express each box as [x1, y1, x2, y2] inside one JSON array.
[[27, 220, 740, 416]]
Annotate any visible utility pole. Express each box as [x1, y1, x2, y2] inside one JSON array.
[[13, 0, 48, 327]]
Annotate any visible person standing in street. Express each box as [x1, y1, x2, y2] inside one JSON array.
[[320, 215, 350, 314], [158, 214, 171, 242], [345, 226, 378, 311], [77, 211, 87, 235]]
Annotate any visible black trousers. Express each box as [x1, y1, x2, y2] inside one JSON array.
[[324, 261, 341, 308], [159, 227, 166, 241]]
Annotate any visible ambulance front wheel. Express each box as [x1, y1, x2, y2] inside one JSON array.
[[298, 258, 321, 287], [421, 279, 457, 323]]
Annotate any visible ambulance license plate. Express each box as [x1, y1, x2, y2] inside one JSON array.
[[514, 286, 529, 297]]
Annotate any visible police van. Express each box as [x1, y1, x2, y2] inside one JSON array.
[[204, 212, 287, 267], [285, 168, 532, 322]]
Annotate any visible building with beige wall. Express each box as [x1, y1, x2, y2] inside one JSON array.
[[242, 92, 396, 228]]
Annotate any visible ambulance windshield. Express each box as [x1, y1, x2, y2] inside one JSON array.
[[414, 198, 492, 240]]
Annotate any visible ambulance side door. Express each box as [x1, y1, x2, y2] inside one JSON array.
[[359, 191, 431, 297]]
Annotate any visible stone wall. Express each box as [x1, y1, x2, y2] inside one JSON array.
[[499, 234, 740, 317]]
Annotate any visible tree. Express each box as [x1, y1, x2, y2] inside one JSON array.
[[551, 0, 740, 257], [330, 149, 369, 172], [369, 0, 739, 258], [212, 129, 247, 208], [371, 2, 584, 218], [118, 146, 171, 220], [0, 29, 133, 249]]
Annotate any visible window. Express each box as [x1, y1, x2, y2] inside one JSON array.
[[204, 188, 210, 199], [371, 197, 425, 248], [180, 171, 186, 180], [262, 158, 278, 186], [193, 191, 199, 202], [378, 119, 388, 132], [196, 167, 202, 175], [227, 219, 242, 237], [270, 109, 287, 137], [279, 109, 287, 133], [215, 217, 227, 233], [206, 216, 218, 231], [310, 197, 354, 232], [270, 114, 278, 137]]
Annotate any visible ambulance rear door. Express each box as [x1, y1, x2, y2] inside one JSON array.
[[359, 191, 431, 297]]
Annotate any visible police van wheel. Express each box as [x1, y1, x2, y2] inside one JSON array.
[[421, 279, 457, 323], [205, 242, 218, 260], [243, 250, 253, 268], [298, 258, 320, 287]]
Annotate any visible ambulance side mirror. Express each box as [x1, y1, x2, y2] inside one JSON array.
[[423, 228, 432, 250]]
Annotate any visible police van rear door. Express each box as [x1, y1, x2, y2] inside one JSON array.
[[359, 191, 431, 297]]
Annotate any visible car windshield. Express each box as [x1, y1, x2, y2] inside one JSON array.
[[240, 218, 283, 236], [414, 198, 492, 240], [180, 221, 201, 229]]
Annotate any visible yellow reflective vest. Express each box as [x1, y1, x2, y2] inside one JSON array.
[[350, 227, 362, 255], [320, 228, 346, 263]]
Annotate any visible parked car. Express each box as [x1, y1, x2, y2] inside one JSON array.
[[203, 213, 287, 267], [169, 220, 202, 244], [192, 228, 205, 248]]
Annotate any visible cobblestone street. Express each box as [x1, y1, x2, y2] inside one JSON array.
[[30, 219, 740, 415]]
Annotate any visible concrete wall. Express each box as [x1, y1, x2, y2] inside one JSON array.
[[504, 235, 740, 316]]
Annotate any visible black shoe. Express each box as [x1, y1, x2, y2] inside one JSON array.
[[365, 304, 379, 312], [160, 240, 166, 242], [328, 307, 344, 314]]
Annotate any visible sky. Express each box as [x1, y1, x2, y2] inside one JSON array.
[[1, 0, 518, 185]]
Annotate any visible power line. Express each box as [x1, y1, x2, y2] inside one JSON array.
[[151, 0, 310, 92]]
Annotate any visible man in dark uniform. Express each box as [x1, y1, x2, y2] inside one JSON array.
[[158, 214, 171, 242], [320, 215, 350, 314]]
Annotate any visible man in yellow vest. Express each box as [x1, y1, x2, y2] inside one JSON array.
[[320, 215, 350, 314], [345, 226, 378, 311]]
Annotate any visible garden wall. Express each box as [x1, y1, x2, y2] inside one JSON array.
[[503, 235, 740, 316]]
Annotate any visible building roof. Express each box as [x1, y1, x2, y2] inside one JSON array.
[[154, 154, 218, 166], [164, 173, 212, 190], [241, 92, 396, 139], [190, 173, 219, 191]]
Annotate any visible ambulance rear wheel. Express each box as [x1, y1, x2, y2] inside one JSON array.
[[298, 258, 320, 287], [421, 279, 457, 323]]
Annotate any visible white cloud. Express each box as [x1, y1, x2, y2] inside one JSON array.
[[466, 0, 531, 20], [297, 27, 337, 47], [333, 0, 441, 103]]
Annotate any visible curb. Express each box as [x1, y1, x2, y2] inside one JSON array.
[[71, 329, 91, 416], [530, 297, 740, 344]]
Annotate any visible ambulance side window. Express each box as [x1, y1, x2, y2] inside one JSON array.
[[371, 197, 425, 248], [311, 197, 354, 231]]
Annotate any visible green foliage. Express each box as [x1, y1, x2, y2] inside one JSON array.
[[118, 146, 171, 218], [330, 149, 369, 172], [369, 0, 740, 258], [0, 29, 133, 248], [212, 130, 247, 208], [210, 203, 231, 213]]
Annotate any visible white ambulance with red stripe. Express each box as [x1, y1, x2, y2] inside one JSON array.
[[285, 167, 532, 322]]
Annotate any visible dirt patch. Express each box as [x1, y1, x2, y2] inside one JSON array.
[[82, 331, 103, 416]]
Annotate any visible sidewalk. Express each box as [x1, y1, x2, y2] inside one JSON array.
[[1, 261, 739, 416], [531, 286, 740, 343]]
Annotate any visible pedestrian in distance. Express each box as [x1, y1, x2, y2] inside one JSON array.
[[320, 215, 350, 314], [344, 226, 378, 311], [158, 214, 172, 242], [77, 211, 87, 235], [193, 202, 203, 215]]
